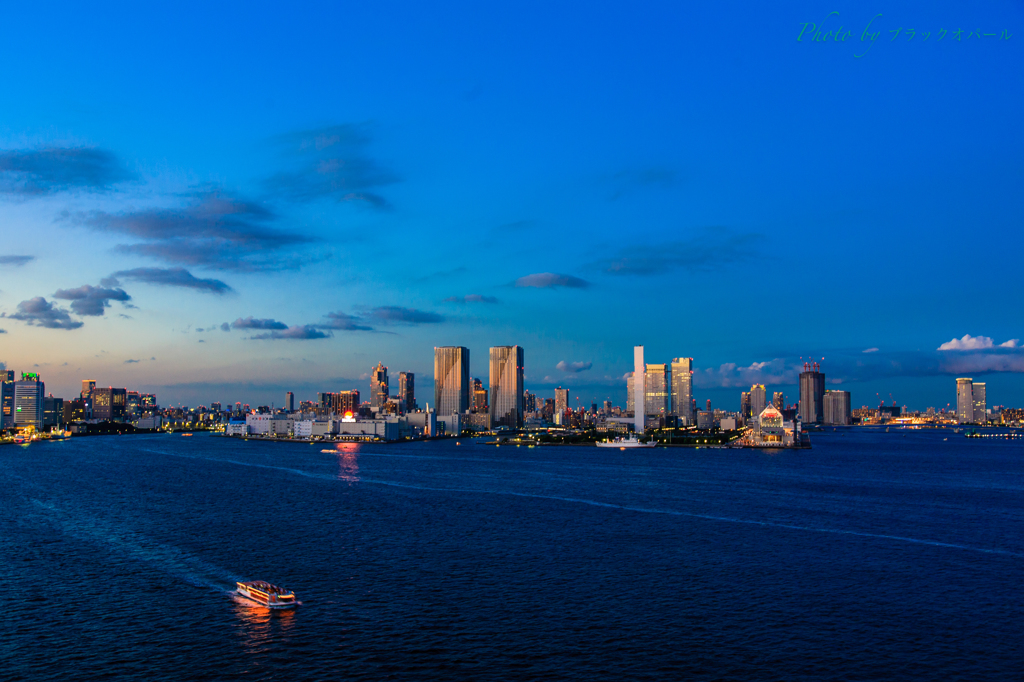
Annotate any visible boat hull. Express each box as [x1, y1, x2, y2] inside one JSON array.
[[236, 583, 298, 609]]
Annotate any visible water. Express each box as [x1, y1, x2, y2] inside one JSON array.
[[2, 429, 1023, 680]]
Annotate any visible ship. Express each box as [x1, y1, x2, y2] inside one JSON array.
[[596, 435, 656, 449], [236, 581, 297, 609]]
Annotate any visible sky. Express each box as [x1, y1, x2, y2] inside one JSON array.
[[0, 0, 1022, 411]]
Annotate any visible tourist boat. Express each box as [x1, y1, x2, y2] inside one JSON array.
[[596, 435, 656, 449], [236, 581, 297, 608]]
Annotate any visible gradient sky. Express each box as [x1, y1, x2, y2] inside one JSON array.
[[1, 1, 1022, 411]]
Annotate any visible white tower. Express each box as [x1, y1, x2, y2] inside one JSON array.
[[634, 345, 645, 434]]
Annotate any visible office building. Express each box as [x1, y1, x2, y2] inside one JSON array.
[[524, 391, 537, 414], [489, 346, 525, 429], [319, 390, 360, 416], [956, 378, 974, 424], [471, 378, 488, 413], [286, 391, 295, 412], [634, 346, 645, 433], [43, 396, 64, 428], [370, 363, 389, 411], [1, 370, 14, 428], [749, 384, 766, 417], [741, 392, 751, 419], [973, 382, 987, 424], [626, 372, 635, 414], [670, 357, 694, 425], [799, 362, 825, 424], [92, 387, 127, 422], [773, 392, 785, 410], [555, 387, 569, 416], [645, 363, 669, 417], [823, 390, 852, 425], [398, 372, 415, 412], [14, 374, 45, 428], [434, 346, 470, 415]]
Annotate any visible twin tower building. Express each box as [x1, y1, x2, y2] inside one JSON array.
[[434, 346, 524, 430]]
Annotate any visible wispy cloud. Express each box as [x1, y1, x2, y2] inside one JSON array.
[[557, 360, 593, 373], [367, 306, 444, 324], [595, 227, 760, 276], [232, 317, 288, 331], [444, 294, 499, 304], [265, 124, 399, 209], [937, 334, 1019, 351], [67, 189, 313, 271], [863, 347, 879, 353], [514, 273, 590, 289], [316, 311, 374, 331], [6, 297, 83, 330], [0, 147, 133, 196], [102, 267, 233, 294], [0, 255, 35, 266], [250, 325, 332, 340], [52, 284, 131, 316]]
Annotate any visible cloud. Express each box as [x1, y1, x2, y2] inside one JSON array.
[[316, 311, 373, 331], [124, 359, 140, 364], [367, 306, 444, 324], [67, 189, 313, 271], [0, 255, 35, 266], [694, 359, 796, 389], [444, 294, 499, 304], [557, 360, 593, 373], [232, 317, 288, 330], [102, 267, 233, 294], [0, 329, 6, 334], [514, 273, 590, 289], [7, 297, 83, 329], [937, 334, 1019, 351], [220, 322, 231, 331], [863, 348, 879, 353], [595, 227, 760, 276], [52, 284, 131, 316], [264, 124, 399, 209], [0, 147, 133, 196], [250, 325, 332, 340]]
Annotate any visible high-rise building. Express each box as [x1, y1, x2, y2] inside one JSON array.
[[644, 363, 669, 417], [626, 372, 634, 414], [0, 370, 14, 428], [524, 391, 537, 414], [14, 374, 45, 428], [92, 387, 127, 422], [434, 347, 470, 415], [749, 384, 767, 417], [319, 390, 360, 416], [489, 346, 524, 429], [670, 357, 694, 425], [740, 392, 751, 419], [973, 382, 987, 424], [81, 380, 96, 399], [633, 346, 645, 434], [398, 372, 415, 412], [956, 378, 974, 424], [370, 363, 389, 410], [285, 392, 295, 412], [799, 362, 825, 424], [773, 392, 785, 410], [823, 390, 852, 425], [43, 396, 64, 428], [471, 378, 488, 413], [555, 387, 569, 416]]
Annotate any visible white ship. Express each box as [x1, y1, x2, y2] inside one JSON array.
[[596, 435, 656, 449]]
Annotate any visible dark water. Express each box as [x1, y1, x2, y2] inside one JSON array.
[[2, 429, 1023, 680]]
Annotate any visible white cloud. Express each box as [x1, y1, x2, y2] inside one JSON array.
[[937, 334, 1020, 351], [863, 347, 879, 353]]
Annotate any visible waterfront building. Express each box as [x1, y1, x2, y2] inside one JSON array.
[[370, 363, 389, 411], [799, 362, 825, 424], [645, 363, 669, 417], [956, 378, 974, 424], [14, 373, 45, 428], [434, 346, 470, 416], [740, 392, 751, 419], [399, 372, 415, 412], [823, 390, 852, 425], [633, 346, 645, 433], [43, 396, 64, 428], [0, 370, 14, 428], [489, 346, 525, 429], [973, 382, 987, 424], [471, 378, 488, 412], [749, 384, 766, 418], [670, 357, 694, 425], [555, 387, 569, 417], [626, 372, 634, 414], [92, 387, 127, 422]]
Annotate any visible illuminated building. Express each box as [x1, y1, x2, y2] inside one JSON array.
[[555, 387, 569, 416], [626, 372, 634, 414], [823, 390, 851, 425], [633, 346, 645, 434], [741, 392, 751, 419], [319, 390, 359, 416], [489, 346, 524, 429], [644, 363, 669, 417], [1, 370, 14, 428], [524, 391, 537, 414], [773, 392, 785, 410], [43, 396, 63, 428], [92, 387, 127, 422], [370, 363, 389, 411], [799, 363, 825, 424], [434, 346, 470, 416], [670, 357, 694, 425], [973, 382, 987, 424], [956, 378, 974, 424], [471, 378, 488, 413], [398, 372, 415, 412], [749, 384, 766, 417], [14, 373, 45, 428]]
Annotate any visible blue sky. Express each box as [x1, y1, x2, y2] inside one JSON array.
[[1, 1, 1022, 411]]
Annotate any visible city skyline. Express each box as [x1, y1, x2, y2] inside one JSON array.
[[1, 2, 1022, 410]]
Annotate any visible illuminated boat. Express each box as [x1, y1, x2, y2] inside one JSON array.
[[596, 435, 655, 448], [236, 581, 297, 608]]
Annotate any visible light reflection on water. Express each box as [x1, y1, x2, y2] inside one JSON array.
[[334, 443, 361, 482], [233, 593, 298, 652]]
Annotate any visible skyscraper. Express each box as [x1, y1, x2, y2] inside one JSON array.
[[633, 346, 645, 433], [773, 392, 785, 410], [956, 378, 974, 424], [14, 373, 45, 429], [644, 363, 669, 417], [626, 372, 634, 414], [749, 384, 767, 417], [823, 390, 852, 425], [489, 346, 524, 429], [555, 387, 569, 416], [434, 347, 470, 415], [0, 370, 14, 428], [973, 382, 987, 424], [740, 392, 751, 419], [398, 372, 415, 412], [370, 363, 389, 410], [799, 362, 825, 424], [471, 378, 488, 412], [92, 387, 127, 422], [524, 391, 537, 414], [670, 357, 694, 425], [286, 391, 295, 412]]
